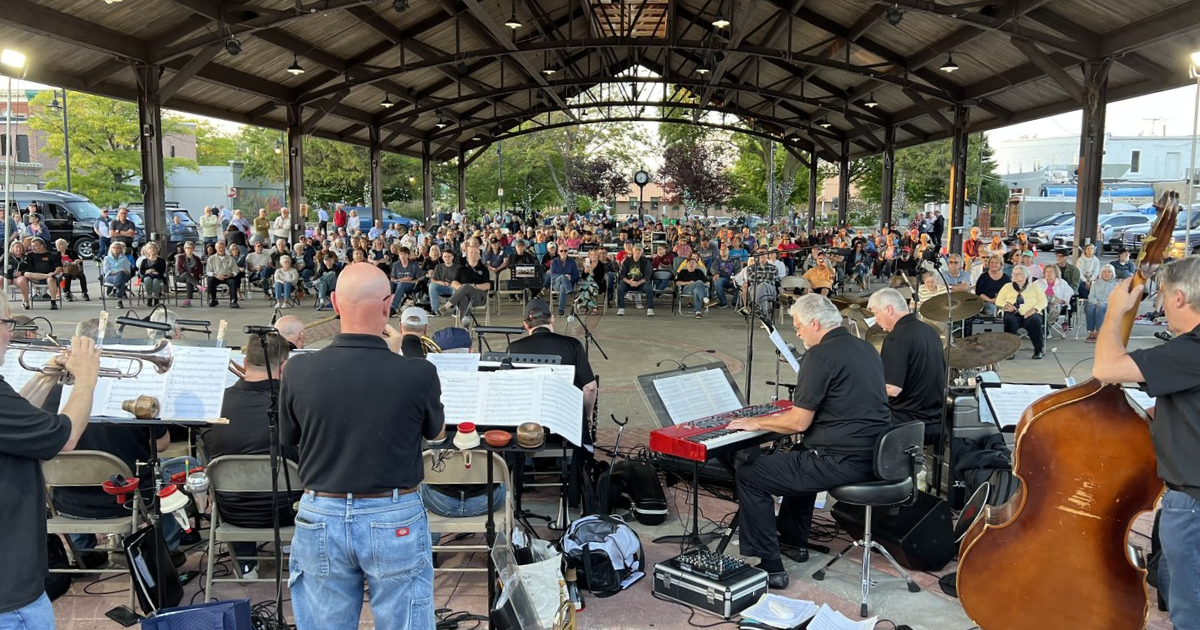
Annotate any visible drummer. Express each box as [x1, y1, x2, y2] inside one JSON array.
[[869, 288, 947, 445]]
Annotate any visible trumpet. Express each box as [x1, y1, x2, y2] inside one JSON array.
[[12, 339, 174, 384]]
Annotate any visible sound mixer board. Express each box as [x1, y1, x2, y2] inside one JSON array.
[[672, 550, 750, 581]]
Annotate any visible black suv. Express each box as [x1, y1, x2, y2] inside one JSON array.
[[8, 190, 113, 259]]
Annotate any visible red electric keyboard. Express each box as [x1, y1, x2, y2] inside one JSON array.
[[649, 400, 794, 462]]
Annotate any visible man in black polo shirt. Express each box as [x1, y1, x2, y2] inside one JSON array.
[[508, 298, 597, 505], [729, 294, 889, 589], [869, 288, 947, 444], [0, 294, 100, 628], [202, 333, 300, 580], [1094, 255, 1200, 630], [280, 263, 444, 630]]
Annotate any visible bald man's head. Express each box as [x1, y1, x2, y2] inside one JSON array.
[[331, 262, 392, 334], [274, 315, 305, 348]]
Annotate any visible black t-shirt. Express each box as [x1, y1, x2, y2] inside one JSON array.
[[793, 328, 890, 458], [881, 314, 946, 427], [52, 422, 167, 519], [202, 379, 300, 528], [975, 272, 1011, 299], [676, 268, 707, 283], [24, 250, 59, 275], [0, 377, 70, 613], [1129, 324, 1200, 503], [281, 334, 444, 493], [455, 260, 491, 287], [110, 218, 135, 244]]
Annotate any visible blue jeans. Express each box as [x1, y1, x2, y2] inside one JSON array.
[[274, 282, 294, 301], [419, 484, 506, 546], [315, 273, 337, 302], [682, 280, 708, 313], [391, 281, 417, 311], [289, 491, 434, 630], [1084, 302, 1107, 331], [0, 592, 53, 630], [1160, 489, 1200, 630], [551, 275, 573, 312], [104, 271, 130, 297], [429, 283, 454, 312], [714, 276, 733, 306], [617, 281, 653, 308]]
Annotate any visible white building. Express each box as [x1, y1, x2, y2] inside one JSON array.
[[994, 133, 1195, 182]]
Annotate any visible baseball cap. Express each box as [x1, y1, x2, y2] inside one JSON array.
[[524, 298, 552, 320], [400, 306, 428, 327]]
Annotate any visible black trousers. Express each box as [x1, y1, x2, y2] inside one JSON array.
[[1003, 312, 1044, 352], [736, 449, 874, 562]]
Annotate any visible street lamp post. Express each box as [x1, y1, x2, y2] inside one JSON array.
[[1, 49, 26, 295], [48, 90, 70, 192], [1188, 51, 1200, 254], [497, 140, 504, 214]]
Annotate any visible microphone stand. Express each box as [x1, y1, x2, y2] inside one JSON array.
[[250, 329, 290, 630], [929, 258, 957, 497], [568, 301, 608, 360]]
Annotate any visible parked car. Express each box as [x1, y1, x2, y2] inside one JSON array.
[[344, 207, 416, 234], [1009, 211, 1074, 245], [5, 190, 110, 259], [126, 202, 199, 246], [1051, 212, 1153, 251], [1122, 211, 1200, 255]]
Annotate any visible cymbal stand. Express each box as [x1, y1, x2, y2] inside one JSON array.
[[930, 260, 957, 497]]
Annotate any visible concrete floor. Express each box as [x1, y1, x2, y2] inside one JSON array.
[[35, 254, 1174, 629]]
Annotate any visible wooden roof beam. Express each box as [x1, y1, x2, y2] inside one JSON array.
[[0, 0, 149, 61], [1009, 38, 1083, 103]]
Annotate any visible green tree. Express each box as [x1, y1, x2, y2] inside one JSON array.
[[728, 133, 821, 219], [857, 135, 1008, 216], [194, 120, 239, 166], [29, 91, 197, 207]]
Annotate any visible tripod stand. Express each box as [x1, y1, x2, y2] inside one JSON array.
[[568, 301, 608, 361]]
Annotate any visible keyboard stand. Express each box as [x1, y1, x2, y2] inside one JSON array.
[[654, 458, 721, 549]]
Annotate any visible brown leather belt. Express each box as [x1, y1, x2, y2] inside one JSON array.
[[305, 487, 419, 499]]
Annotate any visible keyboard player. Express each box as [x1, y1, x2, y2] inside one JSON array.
[[727, 294, 890, 589]]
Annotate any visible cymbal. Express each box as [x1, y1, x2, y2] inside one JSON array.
[[919, 293, 984, 322], [866, 324, 888, 352], [831, 294, 868, 311], [840, 303, 872, 317], [948, 332, 1022, 369]]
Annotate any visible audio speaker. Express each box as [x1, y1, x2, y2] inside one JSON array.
[[830, 491, 954, 571]]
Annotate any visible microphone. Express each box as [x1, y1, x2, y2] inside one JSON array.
[[243, 325, 278, 335], [115, 317, 172, 332], [1050, 348, 1075, 386]]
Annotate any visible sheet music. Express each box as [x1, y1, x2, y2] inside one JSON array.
[[427, 352, 481, 373], [807, 604, 877, 630], [437, 370, 583, 445], [653, 369, 742, 424], [767, 328, 800, 374], [437, 372, 483, 425], [980, 384, 1055, 428], [1124, 387, 1155, 412], [0, 348, 59, 392], [62, 345, 230, 420], [161, 346, 231, 420]]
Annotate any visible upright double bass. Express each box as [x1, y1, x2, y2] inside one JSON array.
[[957, 192, 1179, 629]]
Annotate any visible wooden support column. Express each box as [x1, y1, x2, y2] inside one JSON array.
[[1074, 59, 1113, 258], [807, 144, 818, 232], [134, 64, 166, 246], [286, 104, 305, 243], [837, 139, 850, 226], [948, 103, 971, 256], [369, 127, 384, 223], [457, 151, 467, 214], [881, 126, 896, 230], [421, 140, 434, 224]]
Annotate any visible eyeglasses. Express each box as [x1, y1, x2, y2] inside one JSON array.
[[0, 318, 19, 332]]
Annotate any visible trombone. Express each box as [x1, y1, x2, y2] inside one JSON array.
[[12, 338, 174, 385]]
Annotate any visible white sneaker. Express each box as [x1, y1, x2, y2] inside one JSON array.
[[240, 567, 259, 581], [617, 308, 625, 316], [647, 309, 655, 317], [274, 301, 281, 308]]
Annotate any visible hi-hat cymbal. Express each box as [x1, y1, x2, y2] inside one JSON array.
[[840, 303, 873, 317], [948, 332, 1022, 369], [831, 294, 868, 311], [920, 293, 984, 322]]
